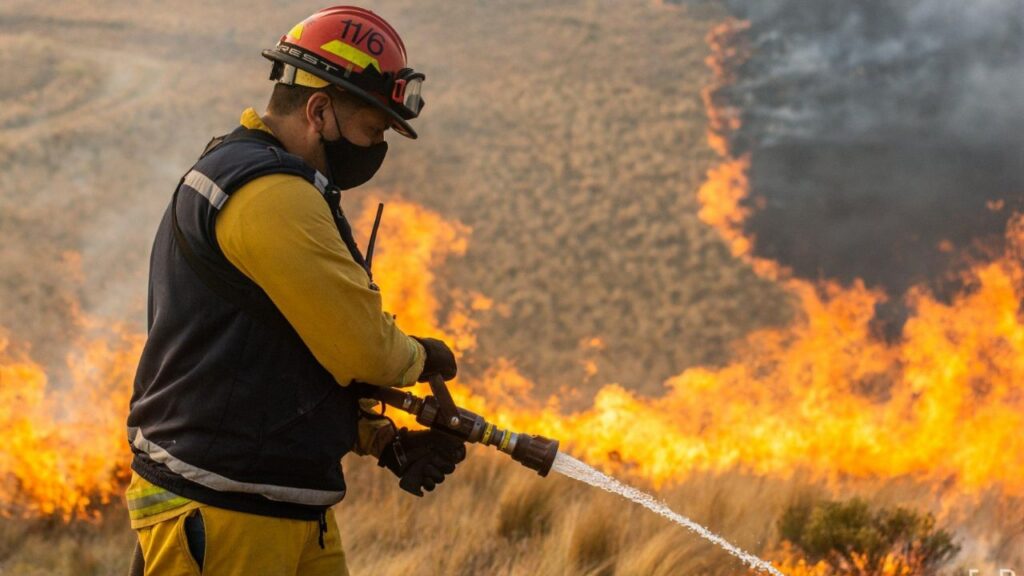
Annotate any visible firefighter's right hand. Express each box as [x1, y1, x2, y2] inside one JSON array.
[[378, 427, 466, 497], [412, 337, 457, 382]]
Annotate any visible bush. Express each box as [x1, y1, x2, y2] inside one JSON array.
[[779, 497, 959, 575]]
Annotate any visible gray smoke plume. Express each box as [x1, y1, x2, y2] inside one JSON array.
[[712, 0, 1024, 309]]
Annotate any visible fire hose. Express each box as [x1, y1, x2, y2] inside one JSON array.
[[127, 376, 558, 576], [364, 374, 560, 477]]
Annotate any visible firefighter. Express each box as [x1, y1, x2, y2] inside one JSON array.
[[125, 6, 464, 574]]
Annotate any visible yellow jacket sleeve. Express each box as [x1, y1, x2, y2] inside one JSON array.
[[214, 173, 425, 389]]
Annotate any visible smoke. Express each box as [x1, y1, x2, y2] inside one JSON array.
[[0, 6, 292, 364], [711, 0, 1024, 305]]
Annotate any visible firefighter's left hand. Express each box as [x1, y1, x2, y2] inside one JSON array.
[[377, 428, 466, 496], [412, 337, 457, 382]]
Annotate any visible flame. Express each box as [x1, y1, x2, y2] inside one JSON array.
[[771, 543, 922, 576], [696, 20, 785, 281], [0, 307, 141, 521], [356, 195, 1024, 495], [701, 20, 750, 159], [355, 196, 489, 358]]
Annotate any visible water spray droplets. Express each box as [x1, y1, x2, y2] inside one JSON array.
[[551, 453, 785, 576]]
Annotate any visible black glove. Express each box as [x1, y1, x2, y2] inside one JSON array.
[[413, 336, 457, 382], [378, 427, 466, 496]]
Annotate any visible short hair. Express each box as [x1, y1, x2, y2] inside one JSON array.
[[267, 83, 369, 117]]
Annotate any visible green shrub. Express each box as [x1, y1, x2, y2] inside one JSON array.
[[779, 497, 959, 575]]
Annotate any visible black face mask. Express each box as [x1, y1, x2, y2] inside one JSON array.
[[321, 98, 388, 190]]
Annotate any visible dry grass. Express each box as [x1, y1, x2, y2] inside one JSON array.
[[336, 454, 1024, 575], [0, 507, 134, 575], [496, 473, 563, 541], [2, 451, 1015, 575]]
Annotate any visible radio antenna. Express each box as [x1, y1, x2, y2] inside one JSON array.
[[365, 202, 385, 279]]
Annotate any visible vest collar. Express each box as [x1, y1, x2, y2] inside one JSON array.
[[236, 108, 329, 194]]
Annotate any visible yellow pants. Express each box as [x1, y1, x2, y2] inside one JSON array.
[[135, 505, 349, 576]]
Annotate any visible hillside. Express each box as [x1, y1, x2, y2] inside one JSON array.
[[0, 0, 790, 399]]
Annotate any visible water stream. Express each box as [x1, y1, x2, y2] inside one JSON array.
[[551, 452, 785, 575]]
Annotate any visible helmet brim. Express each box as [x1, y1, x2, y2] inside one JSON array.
[[262, 48, 419, 140]]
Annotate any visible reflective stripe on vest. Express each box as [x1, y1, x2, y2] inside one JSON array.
[[182, 167, 330, 211], [183, 170, 229, 210], [128, 427, 346, 507]]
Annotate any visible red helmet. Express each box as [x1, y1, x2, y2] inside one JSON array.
[[262, 6, 425, 139]]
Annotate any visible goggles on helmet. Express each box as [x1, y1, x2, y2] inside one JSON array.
[[391, 69, 425, 119], [264, 43, 425, 138]]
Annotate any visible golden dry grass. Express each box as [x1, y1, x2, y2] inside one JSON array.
[[3, 451, 1017, 574], [0, 506, 133, 575]]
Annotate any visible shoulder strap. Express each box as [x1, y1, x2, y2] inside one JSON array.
[[169, 127, 372, 330], [170, 182, 288, 331], [168, 128, 299, 331]]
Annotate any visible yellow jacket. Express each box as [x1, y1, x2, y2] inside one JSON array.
[[217, 108, 425, 391], [127, 109, 420, 528]]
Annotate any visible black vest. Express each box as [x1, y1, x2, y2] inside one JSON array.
[[128, 127, 367, 520]]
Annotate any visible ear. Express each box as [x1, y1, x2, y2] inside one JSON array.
[[304, 91, 333, 136]]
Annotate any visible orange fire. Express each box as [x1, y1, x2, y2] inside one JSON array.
[[701, 20, 750, 159], [361, 200, 1024, 497], [697, 20, 785, 281], [772, 543, 926, 576], [0, 307, 141, 521]]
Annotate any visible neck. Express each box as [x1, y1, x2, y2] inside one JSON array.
[[262, 112, 327, 174]]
